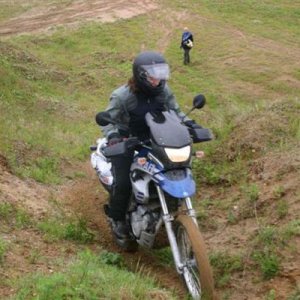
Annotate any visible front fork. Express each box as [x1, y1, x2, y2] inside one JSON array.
[[156, 185, 198, 274]]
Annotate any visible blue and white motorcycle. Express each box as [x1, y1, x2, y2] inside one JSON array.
[[91, 95, 215, 299]]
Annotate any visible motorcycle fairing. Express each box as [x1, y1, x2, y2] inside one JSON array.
[[131, 172, 152, 203], [145, 111, 191, 148], [130, 158, 162, 203], [154, 169, 196, 198]]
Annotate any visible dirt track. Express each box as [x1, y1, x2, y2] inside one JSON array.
[[0, 0, 158, 36], [61, 163, 188, 297], [1, 1, 299, 299]]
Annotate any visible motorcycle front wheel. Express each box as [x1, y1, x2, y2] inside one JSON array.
[[175, 215, 215, 300]]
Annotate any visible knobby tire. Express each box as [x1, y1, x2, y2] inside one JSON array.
[[176, 214, 215, 300]]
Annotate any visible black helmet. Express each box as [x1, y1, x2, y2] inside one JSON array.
[[132, 51, 170, 96]]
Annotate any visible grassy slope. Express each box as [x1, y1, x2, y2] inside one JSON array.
[[0, 0, 299, 299]]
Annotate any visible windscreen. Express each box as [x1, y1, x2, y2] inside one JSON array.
[[145, 111, 191, 148]]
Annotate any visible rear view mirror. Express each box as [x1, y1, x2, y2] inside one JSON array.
[[193, 94, 206, 109], [95, 112, 112, 126]]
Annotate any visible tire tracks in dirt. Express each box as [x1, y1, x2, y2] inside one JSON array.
[[0, 0, 158, 36], [60, 162, 187, 297]]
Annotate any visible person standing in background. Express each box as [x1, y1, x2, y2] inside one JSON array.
[[180, 27, 194, 65]]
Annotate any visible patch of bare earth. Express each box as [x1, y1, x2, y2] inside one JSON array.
[[0, 157, 53, 219], [0, 160, 78, 298], [60, 162, 188, 298], [0, 0, 159, 36], [203, 99, 300, 299], [1, 1, 299, 299], [0, 159, 187, 298]]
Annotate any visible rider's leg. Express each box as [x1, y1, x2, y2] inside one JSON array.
[[107, 150, 134, 238]]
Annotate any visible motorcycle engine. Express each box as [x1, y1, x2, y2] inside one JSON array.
[[131, 205, 159, 238]]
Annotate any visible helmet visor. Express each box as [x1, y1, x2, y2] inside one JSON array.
[[142, 63, 170, 80]]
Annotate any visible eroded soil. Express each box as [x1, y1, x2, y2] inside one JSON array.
[[0, 1, 190, 298], [0, 1, 299, 299]]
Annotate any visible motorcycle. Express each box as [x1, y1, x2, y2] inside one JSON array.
[[90, 94, 215, 299]]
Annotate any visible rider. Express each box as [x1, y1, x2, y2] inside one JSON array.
[[99, 51, 201, 240]]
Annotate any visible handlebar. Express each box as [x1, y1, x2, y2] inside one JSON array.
[[102, 137, 144, 158], [101, 128, 213, 158]]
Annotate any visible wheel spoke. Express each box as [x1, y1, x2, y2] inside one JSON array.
[[177, 224, 201, 297], [183, 267, 201, 299]]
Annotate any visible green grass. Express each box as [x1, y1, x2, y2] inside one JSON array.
[[209, 251, 243, 287], [243, 184, 260, 203], [192, 0, 300, 45], [250, 222, 300, 279], [37, 217, 94, 243], [99, 250, 125, 268], [0, 202, 14, 219], [0, 202, 32, 229], [0, 0, 75, 22], [193, 157, 247, 186], [0, 237, 7, 265], [276, 199, 289, 219], [1, 0, 299, 185], [282, 220, 300, 240], [252, 250, 280, 279], [0, 16, 163, 183], [265, 289, 276, 300], [153, 247, 174, 266], [0, 2, 34, 22], [288, 286, 300, 300], [14, 250, 176, 300], [1, 0, 300, 298]]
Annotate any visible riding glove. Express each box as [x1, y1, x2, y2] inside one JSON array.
[[184, 120, 202, 129], [108, 133, 122, 146]]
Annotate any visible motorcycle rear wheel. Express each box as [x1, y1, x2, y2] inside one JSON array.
[[175, 215, 215, 300]]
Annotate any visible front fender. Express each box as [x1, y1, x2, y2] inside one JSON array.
[[153, 169, 196, 198]]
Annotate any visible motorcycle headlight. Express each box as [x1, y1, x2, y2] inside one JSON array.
[[164, 146, 191, 162]]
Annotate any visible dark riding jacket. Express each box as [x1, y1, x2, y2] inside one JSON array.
[[101, 84, 186, 140]]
